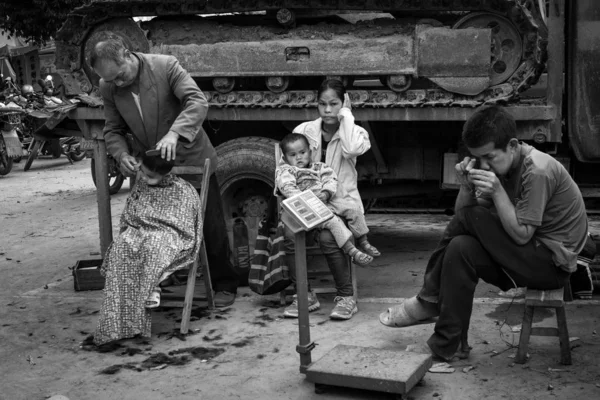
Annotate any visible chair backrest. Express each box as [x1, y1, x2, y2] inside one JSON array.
[[172, 159, 211, 216]]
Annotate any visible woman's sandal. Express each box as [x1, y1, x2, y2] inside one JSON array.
[[359, 241, 381, 257], [145, 287, 161, 309], [348, 248, 373, 266]]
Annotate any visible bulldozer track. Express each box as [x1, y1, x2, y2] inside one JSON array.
[[56, 0, 546, 108]]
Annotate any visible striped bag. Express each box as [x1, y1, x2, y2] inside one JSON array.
[[248, 217, 292, 295]]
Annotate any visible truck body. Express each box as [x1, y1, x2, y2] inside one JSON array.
[[54, 0, 600, 222]]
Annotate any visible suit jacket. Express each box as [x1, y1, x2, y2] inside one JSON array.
[[100, 53, 217, 187]]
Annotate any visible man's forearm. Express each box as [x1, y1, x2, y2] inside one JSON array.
[[493, 189, 534, 245]]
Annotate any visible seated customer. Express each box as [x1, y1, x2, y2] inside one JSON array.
[[379, 105, 588, 361], [94, 153, 202, 345]]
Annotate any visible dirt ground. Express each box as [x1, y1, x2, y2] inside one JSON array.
[[1, 157, 600, 400]]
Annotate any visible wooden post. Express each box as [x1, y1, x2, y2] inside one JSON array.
[[294, 230, 313, 372], [87, 121, 113, 257]]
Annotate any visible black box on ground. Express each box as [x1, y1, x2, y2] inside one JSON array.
[[73, 259, 105, 291]]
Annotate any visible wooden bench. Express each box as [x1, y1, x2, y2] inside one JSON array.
[[516, 285, 572, 365]]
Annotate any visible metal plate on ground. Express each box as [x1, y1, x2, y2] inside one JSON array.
[[305, 345, 432, 395]]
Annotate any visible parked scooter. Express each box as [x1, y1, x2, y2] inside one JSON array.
[[0, 109, 24, 176]]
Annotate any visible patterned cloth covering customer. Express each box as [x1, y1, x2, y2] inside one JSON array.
[[94, 154, 202, 345]]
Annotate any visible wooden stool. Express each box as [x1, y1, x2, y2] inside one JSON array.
[[516, 287, 571, 365]]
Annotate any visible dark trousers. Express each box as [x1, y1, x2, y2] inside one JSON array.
[[198, 174, 239, 293], [284, 226, 354, 297], [419, 205, 569, 360]]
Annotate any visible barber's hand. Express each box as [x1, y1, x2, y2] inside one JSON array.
[[455, 157, 477, 187], [156, 131, 180, 161], [342, 93, 352, 111], [468, 169, 502, 198], [119, 153, 140, 177]]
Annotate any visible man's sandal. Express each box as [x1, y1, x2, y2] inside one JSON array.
[[348, 248, 373, 266], [379, 296, 438, 327], [145, 287, 161, 309], [359, 241, 381, 257]]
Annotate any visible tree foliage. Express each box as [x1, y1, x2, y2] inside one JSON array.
[[0, 0, 86, 45]]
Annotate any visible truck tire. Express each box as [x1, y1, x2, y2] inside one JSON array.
[[216, 137, 277, 220]]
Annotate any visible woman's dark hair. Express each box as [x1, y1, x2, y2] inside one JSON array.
[[141, 154, 175, 176], [317, 78, 346, 101], [462, 105, 517, 150], [279, 133, 310, 154]]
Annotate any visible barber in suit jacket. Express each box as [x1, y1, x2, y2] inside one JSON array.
[[90, 35, 239, 307]]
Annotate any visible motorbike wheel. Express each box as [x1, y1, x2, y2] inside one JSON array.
[[69, 149, 86, 162], [0, 156, 13, 176], [91, 157, 125, 195]]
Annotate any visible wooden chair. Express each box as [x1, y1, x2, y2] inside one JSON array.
[[274, 144, 357, 305], [516, 282, 572, 365], [165, 158, 215, 334]]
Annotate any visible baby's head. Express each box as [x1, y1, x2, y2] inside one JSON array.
[[138, 153, 175, 185], [280, 133, 312, 168]]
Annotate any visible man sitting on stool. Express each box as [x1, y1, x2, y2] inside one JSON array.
[[379, 105, 589, 361]]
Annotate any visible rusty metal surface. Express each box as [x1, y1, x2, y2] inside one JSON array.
[[205, 103, 556, 122], [159, 37, 414, 77], [568, 0, 600, 162], [417, 26, 491, 78]]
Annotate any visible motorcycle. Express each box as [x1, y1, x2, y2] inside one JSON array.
[[0, 109, 24, 176]]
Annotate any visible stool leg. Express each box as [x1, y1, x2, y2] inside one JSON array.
[[516, 305, 534, 364], [555, 306, 572, 365]]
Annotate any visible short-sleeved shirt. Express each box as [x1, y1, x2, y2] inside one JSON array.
[[501, 143, 587, 272]]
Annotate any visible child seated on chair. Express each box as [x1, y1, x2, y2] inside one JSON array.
[[276, 133, 379, 266], [93, 153, 202, 346]]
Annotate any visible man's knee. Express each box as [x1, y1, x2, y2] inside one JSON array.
[[447, 235, 482, 259]]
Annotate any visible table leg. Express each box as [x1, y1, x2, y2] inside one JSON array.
[[92, 138, 113, 257]]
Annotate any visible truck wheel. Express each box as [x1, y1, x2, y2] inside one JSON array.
[[215, 137, 277, 220]]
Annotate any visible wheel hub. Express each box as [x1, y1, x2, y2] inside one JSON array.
[[241, 195, 269, 219], [453, 12, 523, 86]]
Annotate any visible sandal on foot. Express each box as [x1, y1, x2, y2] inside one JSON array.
[[379, 302, 420, 327], [359, 241, 381, 257], [348, 248, 373, 266], [379, 297, 438, 327], [145, 287, 161, 309]]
